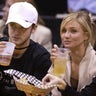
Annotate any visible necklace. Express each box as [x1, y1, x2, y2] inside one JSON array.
[[15, 45, 30, 50], [13, 54, 23, 58]]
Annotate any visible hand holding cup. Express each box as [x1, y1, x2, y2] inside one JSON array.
[[0, 41, 15, 66], [51, 44, 69, 77]]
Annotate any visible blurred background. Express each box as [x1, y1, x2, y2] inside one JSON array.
[[0, 0, 96, 47], [0, 0, 68, 47]]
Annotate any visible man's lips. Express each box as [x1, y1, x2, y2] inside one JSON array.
[[12, 36, 20, 40]]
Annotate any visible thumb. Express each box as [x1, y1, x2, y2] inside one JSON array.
[[53, 44, 59, 50]]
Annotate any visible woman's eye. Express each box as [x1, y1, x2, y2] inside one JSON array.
[[62, 29, 66, 33], [71, 29, 77, 33]]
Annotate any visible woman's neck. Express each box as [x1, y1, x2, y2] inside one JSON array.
[[70, 45, 87, 65]]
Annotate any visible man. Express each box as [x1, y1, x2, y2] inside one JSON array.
[[0, 0, 52, 52], [0, 2, 52, 96]]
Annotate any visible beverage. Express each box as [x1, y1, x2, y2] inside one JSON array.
[[52, 48, 69, 77], [53, 57, 67, 76], [0, 55, 12, 66], [0, 42, 15, 66]]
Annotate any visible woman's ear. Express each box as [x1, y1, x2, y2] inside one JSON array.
[[84, 32, 89, 41]]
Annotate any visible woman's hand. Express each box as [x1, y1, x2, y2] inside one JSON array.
[[42, 74, 67, 90], [50, 44, 59, 62]]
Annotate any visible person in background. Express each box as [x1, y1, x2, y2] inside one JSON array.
[[0, 2, 52, 96], [27, 0, 52, 53], [0, 0, 52, 52], [0, 0, 17, 37], [67, 0, 96, 15], [42, 11, 96, 96]]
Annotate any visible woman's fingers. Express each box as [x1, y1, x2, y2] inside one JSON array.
[[42, 74, 67, 90]]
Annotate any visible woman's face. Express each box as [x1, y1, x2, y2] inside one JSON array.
[[60, 20, 88, 50]]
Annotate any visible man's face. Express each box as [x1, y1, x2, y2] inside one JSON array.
[[8, 22, 32, 47]]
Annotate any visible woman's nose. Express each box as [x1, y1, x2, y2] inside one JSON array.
[[64, 31, 70, 37]]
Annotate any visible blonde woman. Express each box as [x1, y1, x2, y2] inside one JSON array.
[[42, 11, 96, 96]]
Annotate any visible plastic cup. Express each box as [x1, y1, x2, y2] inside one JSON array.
[[0, 42, 15, 66], [53, 48, 69, 77]]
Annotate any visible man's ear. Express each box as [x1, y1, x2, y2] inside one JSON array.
[[31, 24, 37, 33], [34, 24, 37, 30]]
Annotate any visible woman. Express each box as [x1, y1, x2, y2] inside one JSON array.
[[42, 11, 96, 96]]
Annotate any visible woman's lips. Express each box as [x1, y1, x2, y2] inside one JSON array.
[[64, 41, 71, 44]]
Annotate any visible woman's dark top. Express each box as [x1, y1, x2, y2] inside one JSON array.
[[59, 77, 96, 96]]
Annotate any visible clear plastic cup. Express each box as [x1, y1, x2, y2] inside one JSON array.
[[53, 48, 69, 77], [0, 42, 15, 66]]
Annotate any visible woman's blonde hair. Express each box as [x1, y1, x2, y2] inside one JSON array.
[[60, 11, 96, 46]]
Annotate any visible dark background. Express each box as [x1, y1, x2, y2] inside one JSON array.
[[0, 0, 68, 16], [34, 0, 68, 46], [35, 0, 68, 16], [0, 0, 68, 46]]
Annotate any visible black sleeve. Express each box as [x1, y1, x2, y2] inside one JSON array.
[[0, 37, 8, 41], [33, 51, 52, 80], [59, 77, 96, 96], [0, 70, 26, 96]]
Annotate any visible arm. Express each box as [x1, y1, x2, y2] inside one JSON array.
[[42, 74, 96, 96], [59, 77, 96, 96], [32, 47, 52, 80]]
